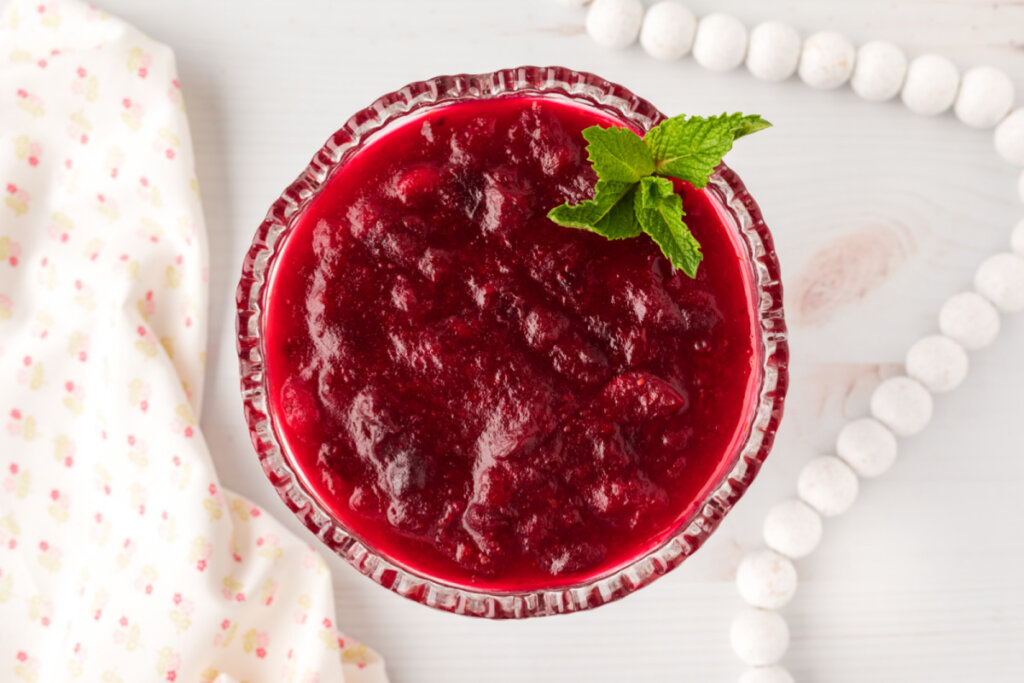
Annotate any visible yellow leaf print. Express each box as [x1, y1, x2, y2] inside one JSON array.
[[70, 110, 92, 134], [96, 202, 119, 222], [187, 537, 206, 563], [0, 574, 13, 602], [14, 664, 39, 682], [126, 46, 143, 71], [202, 497, 222, 521], [172, 462, 191, 492], [38, 550, 60, 573], [9, 49, 31, 63], [156, 646, 178, 675], [120, 110, 141, 131], [169, 609, 191, 632], [115, 547, 133, 569], [124, 624, 141, 650], [129, 482, 146, 510], [341, 643, 373, 666], [128, 378, 147, 405], [85, 75, 99, 102], [0, 513, 20, 536], [14, 471, 30, 497], [14, 135, 30, 159], [160, 515, 178, 542], [229, 497, 250, 522], [66, 659, 83, 679], [1, 7, 19, 30], [297, 594, 312, 610], [127, 446, 147, 468], [42, 263, 57, 291], [83, 238, 102, 260], [51, 211, 73, 233], [48, 504, 68, 523], [317, 628, 339, 650], [5, 196, 28, 215], [62, 396, 82, 415], [199, 668, 220, 683], [242, 628, 258, 653], [134, 339, 158, 358], [22, 417, 36, 441], [16, 97, 43, 118], [165, 265, 180, 288], [176, 403, 195, 426], [219, 623, 238, 649], [222, 576, 242, 593], [157, 126, 180, 148], [28, 595, 43, 619], [259, 578, 276, 605], [258, 545, 283, 561], [28, 362, 43, 390], [102, 671, 123, 683], [160, 336, 174, 359]]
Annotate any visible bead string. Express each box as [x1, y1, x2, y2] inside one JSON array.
[[555, 1, 1024, 681]]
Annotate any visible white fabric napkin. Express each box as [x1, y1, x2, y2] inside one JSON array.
[[0, 1, 387, 681]]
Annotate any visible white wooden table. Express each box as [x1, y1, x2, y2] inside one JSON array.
[[97, 1, 1024, 680]]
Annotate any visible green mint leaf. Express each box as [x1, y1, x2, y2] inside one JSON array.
[[644, 113, 771, 188], [634, 176, 702, 278], [582, 125, 654, 183], [547, 179, 642, 239], [547, 111, 769, 278]]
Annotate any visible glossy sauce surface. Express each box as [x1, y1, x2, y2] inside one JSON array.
[[264, 97, 760, 590]]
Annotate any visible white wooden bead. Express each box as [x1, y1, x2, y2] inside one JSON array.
[[763, 499, 823, 559], [1011, 218, 1024, 257], [797, 456, 859, 517], [798, 31, 855, 89], [975, 252, 1024, 312], [639, 1, 697, 61], [730, 608, 790, 667], [736, 549, 797, 609], [995, 108, 1024, 166], [692, 13, 748, 72], [939, 291, 1001, 350], [746, 21, 801, 82], [585, 0, 644, 49], [954, 66, 1015, 129], [739, 666, 796, 683], [901, 54, 959, 116], [850, 41, 907, 102], [870, 376, 933, 436], [905, 335, 969, 393], [836, 418, 898, 478]]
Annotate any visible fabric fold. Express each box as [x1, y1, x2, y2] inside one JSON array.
[[0, 1, 386, 680]]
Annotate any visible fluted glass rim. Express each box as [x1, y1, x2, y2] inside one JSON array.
[[236, 66, 789, 619]]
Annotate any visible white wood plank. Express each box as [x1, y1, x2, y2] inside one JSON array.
[[90, 1, 1024, 680]]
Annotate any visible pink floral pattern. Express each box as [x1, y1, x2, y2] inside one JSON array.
[[0, 2, 386, 682]]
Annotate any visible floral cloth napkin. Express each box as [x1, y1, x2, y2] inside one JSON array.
[[0, 1, 387, 681]]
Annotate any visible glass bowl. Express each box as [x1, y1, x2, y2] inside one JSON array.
[[236, 66, 788, 618]]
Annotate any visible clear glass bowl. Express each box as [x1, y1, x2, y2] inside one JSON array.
[[236, 66, 789, 618]]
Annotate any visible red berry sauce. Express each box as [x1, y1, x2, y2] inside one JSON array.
[[264, 97, 760, 590]]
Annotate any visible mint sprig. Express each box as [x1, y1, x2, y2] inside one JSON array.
[[547, 113, 770, 278]]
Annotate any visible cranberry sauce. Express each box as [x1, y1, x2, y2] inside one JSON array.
[[264, 97, 760, 590]]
